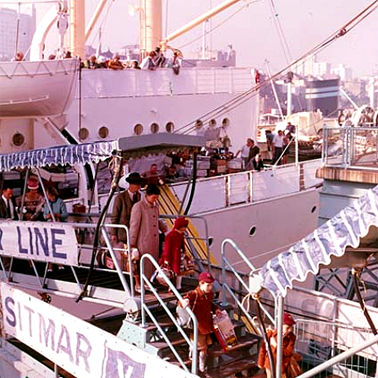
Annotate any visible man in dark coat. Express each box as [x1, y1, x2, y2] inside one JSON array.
[[111, 172, 142, 243], [0, 185, 18, 220]]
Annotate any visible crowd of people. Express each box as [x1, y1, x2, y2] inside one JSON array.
[[81, 46, 182, 74], [12, 45, 182, 74], [0, 176, 67, 223]]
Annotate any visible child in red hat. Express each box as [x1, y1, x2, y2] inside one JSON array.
[[181, 271, 222, 378], [257, 313, 298, 378], [159, 217, 189, 290]]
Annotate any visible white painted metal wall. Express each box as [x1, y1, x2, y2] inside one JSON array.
[[172, 160, 322, 215]]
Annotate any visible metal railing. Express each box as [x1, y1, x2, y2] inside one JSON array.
[[296, 318, 378, 378], [0, 221, 136, 306], [139, 254, 198, 375], [323, 126, 378, 170]]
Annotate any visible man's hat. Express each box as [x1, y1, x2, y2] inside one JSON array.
[[126, 172, 142, 185], [283, 313, 296, 326], [174, 217, 189, 229], [27, 176, 39, 190], [198, 271, 215, 283]]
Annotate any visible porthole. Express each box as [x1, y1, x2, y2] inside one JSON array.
[[98, 126, 109, 139], [208, 237, 214, 247], [249, 226, 256, 236], [78, 128, 89, 141], [12, 132, 25, 146], [134, 124, 143, 135], [166, 122, 174, 133], [195, 120, 203, 130], [209, 119, 217, 128], [222, 118, 230, 127], [150, 123, 159, 134], [311, 206, 317, 213]]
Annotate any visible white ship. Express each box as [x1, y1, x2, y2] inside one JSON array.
[[5, 1, 378, 377]]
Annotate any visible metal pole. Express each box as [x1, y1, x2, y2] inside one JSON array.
[[295, 124, 299, 166], [265, 61, 284, 120], [275, 296, 284, 378], [287, 81, 292, 117]]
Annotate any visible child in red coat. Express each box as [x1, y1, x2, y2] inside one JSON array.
[[181, 271, 222, 378], [159, 217, 189, 290]]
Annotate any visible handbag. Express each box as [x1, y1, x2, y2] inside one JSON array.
[[176, 291, 198, 329], [154, 263, 175, 287]]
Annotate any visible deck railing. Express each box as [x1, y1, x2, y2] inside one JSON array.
[[323, 125, 378, 170]]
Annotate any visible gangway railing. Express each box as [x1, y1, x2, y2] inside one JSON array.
[[220, 238, 274, 328], [140, 254, 199, 375], [0, 221, 136, 307], [160, 213, 212, 271]]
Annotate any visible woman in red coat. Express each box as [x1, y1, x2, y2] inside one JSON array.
[[159, 217, 189, 290], [258, 313, 297, 378]]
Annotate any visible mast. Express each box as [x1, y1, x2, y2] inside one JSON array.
[[69, 0, 85, 58], [85, 0, 108, 43], [140, 0, 162, 55]]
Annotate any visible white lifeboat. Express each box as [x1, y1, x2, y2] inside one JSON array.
[[0, 58, 79, 118]]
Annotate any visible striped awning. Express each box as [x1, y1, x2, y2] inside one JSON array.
[[259, 185, 378, 298], [0, 134, 206, 172], [0, 140, 118, 171]]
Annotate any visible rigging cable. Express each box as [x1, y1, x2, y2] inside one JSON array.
[[267, 0, 292, 65], [87, 0, 115, 50], [176, 0, 261, 50], [174, 0, 378, 135]]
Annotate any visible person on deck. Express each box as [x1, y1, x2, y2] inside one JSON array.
[[142, 163, 165, 186], [108, 54, 125, 70], [43, 186, 67, 222], [272, 130, 285, 165], [235, 138, 253, 169], [23, 176, 45, 221], [0, 185, 18, 220], [140, 51, 157, 70], [251, 154, 264, 171]]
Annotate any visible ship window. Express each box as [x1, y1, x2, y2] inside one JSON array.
[[12, 132, 25, 146], [209, 119, 217, 128], [195, 120, 203, 129], [150, 123, 159, 134], [166, 122, 174, 133], [134, 124, 143, 135], [311, 206, 317, 213], [98, 126, 109, 139], [78, 128, 89, 141], [222, 118, 230, 127], [249, 226, 256, 236], [208, 237, 214, 247]]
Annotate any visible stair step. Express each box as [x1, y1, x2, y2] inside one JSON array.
[[209, 334, 260, 358], [207, 356, 259, 378]]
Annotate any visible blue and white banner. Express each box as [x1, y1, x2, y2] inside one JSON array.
[[0, 221, 78, 265], [1, 284, 196, 378]]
